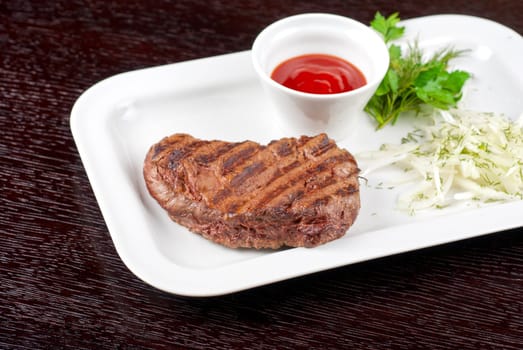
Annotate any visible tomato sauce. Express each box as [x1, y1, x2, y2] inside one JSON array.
[[271, 54, 366, 94]]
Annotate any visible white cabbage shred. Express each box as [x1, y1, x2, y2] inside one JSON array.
[[359, 109, 523, 212]]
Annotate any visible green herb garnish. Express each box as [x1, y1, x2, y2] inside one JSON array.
[[365, 12, 471, 129]]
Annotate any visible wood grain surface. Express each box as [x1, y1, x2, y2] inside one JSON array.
[[1, 0, 523, 349]]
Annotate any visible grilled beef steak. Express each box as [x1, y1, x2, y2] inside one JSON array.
[[143, 133, 360, 249]]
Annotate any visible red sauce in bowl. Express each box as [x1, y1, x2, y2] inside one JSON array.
[[271, 54, 366, 94]]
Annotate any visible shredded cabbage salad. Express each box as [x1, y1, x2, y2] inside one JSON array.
[[359, 109, 523, 213]]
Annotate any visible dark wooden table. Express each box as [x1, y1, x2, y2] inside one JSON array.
[[2, 1, 523, 348]]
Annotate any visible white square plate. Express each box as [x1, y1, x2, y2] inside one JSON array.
[[71, 15, 523, 296]]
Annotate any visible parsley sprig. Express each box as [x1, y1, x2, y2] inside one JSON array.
[[365, 12, 471, 129]]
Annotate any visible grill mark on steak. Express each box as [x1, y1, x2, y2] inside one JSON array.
[[167, 140, 207, 169], [272, 138, 296, 157], [230, 161, 266, 188], [311, 142, 336, 157], [294, 181, 353, 208], [335, 185, 359, 197], [308, 134, 335, 157], [152, 143, 167, 159], [193, 142, 237, 165], [281, 160, 301, 173], [221, 142, 259, 175]]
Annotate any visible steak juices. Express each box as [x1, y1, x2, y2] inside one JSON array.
[[271, 54, 367, 94]]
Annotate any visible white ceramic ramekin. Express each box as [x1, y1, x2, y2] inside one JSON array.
[[252, 13, 389, 140]]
